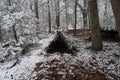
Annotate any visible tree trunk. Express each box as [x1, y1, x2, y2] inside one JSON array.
[[103, 0, 108, 29], [12, 24, 18, 42], [34, 0, 39, 19], [74, 0, 77, 36], [48, 0, 51, 33], [77, 1, 88, 28], [57, 0, 60, 29], [55, 0, 60, 29], [34, 0, 41, 38], [89, 0, 103, 51], [87, 0, 91, 29], [65, 0, 68, 30], [111, 0, 120, 38], [0, 25, 2, 42], [83, 0, 88, 28], [8, 0, 11, 6], [83, 12, 87, 28]]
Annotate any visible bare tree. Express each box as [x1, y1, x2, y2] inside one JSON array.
[[8, 0, 18, 42], [77, 0, 88, 28], [48, 0, 51, 33], [74, 0, 77, 36], [55, 0, 60, 29], [65, 0, 68, 30], [34, 0, 39, 19], [12, 24, 18, 42], [8, 0, 11, 6], [103, 0, 108, 29], [0, 15, 2, 42], [83, 0, 88, 28], [34, 0, 41, 38], [89, 0, 103, 51], [111, 0, 120, 38], [0, 25, 2, 42]]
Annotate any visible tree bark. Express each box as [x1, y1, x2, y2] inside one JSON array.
[[0, 25, 2, 42], [34, 0, 41, 38], [89, 0, 103, 51], [55, 0, 60, 29], [8, 0, 11, 6], [111, 0, 120, 38], [77, 1, 88, 28], [12, 24, 18, 42], [65, 0, 68, 30], [48, 0, 51, 33], [34, 0, 39, 19], [74, 0, 77, 36], [83, 0, 88, 28]]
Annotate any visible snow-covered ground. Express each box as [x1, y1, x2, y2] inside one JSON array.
[[0, 34, 120, 80]]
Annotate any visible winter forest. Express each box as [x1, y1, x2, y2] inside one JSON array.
[[0, 0, 120, 80]]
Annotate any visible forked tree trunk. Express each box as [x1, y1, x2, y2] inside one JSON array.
[[89, 0, 103, 51], [111, 0, 120, 38], [77, 0, 88, 28]]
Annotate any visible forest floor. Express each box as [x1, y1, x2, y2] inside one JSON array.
[[0, 30, 120, 80]]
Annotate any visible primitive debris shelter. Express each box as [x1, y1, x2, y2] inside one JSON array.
[[45, 31, 76, 54]]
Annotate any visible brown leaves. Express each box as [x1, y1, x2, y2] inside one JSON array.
[[33, 58, 116, 80]]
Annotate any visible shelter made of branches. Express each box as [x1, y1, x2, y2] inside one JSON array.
[[45, 31, 76, 54]]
